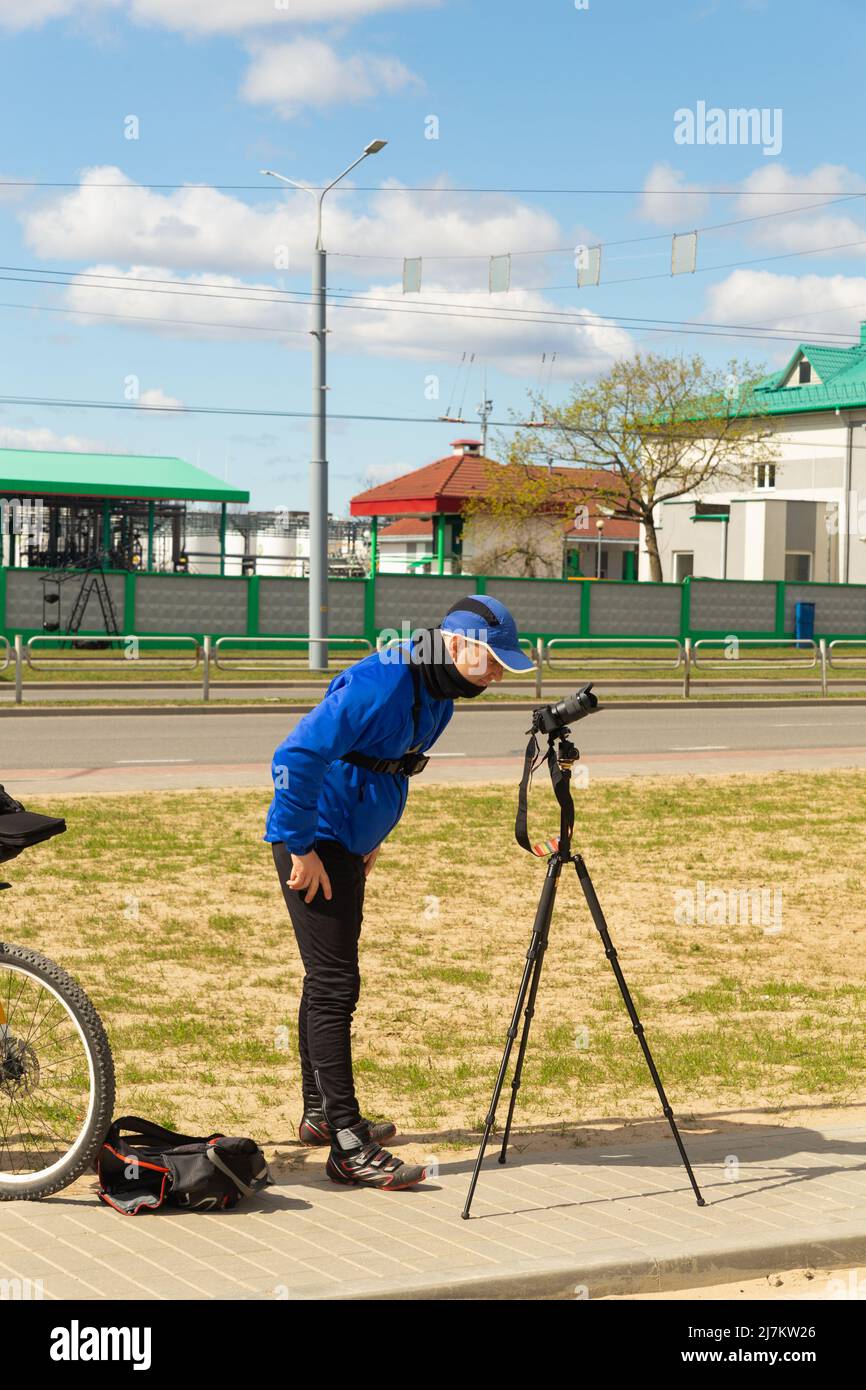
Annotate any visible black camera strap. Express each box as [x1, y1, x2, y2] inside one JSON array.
[[515, 730, 575, 858]]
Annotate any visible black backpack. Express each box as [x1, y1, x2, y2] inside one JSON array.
[[0, 783, 66, 868], [97, 1116, 274, 1215]]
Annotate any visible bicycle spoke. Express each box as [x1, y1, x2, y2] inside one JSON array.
[[0, 956, 107, 1183]]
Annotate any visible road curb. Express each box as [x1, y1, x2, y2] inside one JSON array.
[[325, 1230, 866, 1301], [2, 698, 866, 717]]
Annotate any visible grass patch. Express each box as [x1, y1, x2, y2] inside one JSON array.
[[3, 769, 865, 1142]]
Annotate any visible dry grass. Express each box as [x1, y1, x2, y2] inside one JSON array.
[[4, 770, 866, 1157]]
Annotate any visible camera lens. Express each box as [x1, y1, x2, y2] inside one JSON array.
[[550, 683, 598, 726], [533, 683, 599, 734]]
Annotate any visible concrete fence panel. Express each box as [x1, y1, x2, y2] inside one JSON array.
[[590, 581, 681, 636], [135, 575, 247, 634], [690, 579, 776, 632]]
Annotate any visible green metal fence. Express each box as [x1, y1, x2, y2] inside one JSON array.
[[1, 567, 866, 645]]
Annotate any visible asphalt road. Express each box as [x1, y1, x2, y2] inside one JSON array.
[[1, 702, 865, 796]]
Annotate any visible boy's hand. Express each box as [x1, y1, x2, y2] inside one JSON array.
[[288, 849, 332, 904], [363, 845, 381, 877]]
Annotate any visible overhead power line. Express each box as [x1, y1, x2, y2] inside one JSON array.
[[5, 225, 866, 344], [0, 391, 855, 453], [2, 280, 866, 352], [331, 193, 866, 260], [1, 180, 862, 196]]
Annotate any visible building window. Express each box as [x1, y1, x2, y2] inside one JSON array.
[[798, 359, 812, 384], [754, 463, 776, 489], [785, 552, 812, 582], [673, 552, 694, 582]]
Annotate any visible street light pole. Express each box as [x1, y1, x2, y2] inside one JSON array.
[[596, 518, 605, 578], [262, 140, 387, 671]]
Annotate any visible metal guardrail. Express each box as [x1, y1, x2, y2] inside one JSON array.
[[2, 630, 865, 705], [213, 636, 372, 671], [691, 637, 819, 668], [25, 634, 200, 669], [209, 636, 373, 701], [535, 636, 833, 699], [827, 640, 866, 667], [546, 637, 683, 668], [688, 638, 821, 697]]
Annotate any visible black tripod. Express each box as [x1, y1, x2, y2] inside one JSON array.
[[462, 714, 706, 1219]]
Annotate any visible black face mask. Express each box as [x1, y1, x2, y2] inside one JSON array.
[[411, 627, 486, 700]]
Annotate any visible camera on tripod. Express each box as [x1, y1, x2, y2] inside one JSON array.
[[463, 675, 707, 1219], [531, 682, 598, 736]]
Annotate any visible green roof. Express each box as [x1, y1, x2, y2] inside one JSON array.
[[0, 448, 249, 503], [741, 325, 866, 417]]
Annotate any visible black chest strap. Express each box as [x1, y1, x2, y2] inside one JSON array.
[[339, 659, 429, 778]]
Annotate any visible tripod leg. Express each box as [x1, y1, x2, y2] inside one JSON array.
[[573, 857, 706, 1206], [462, 856, 562, 1219], [498, 877, 558, 1164]]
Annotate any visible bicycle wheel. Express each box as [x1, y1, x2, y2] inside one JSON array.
[[0, 942, 115, 1199]]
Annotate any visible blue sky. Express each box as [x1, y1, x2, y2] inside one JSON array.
[[2, 0, 866, 514]]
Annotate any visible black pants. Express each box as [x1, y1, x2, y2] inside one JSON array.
[[272, 837, 367, 1133]]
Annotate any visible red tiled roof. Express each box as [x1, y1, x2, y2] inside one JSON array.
[[378, 518, 434, 538], [352, 453, 639, 539], [350, 452, 495, 516]]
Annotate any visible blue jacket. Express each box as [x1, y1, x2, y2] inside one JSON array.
[[264, 641, 454, 857]]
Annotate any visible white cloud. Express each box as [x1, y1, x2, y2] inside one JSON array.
[[0, 425, 109, 451], [0, 0, 112, 30], [23, 167, 297, 274], [132, 0, 433, 33], [332, 283, 633, 379], [704, 269, 866, 352], [733, 164, 866, 257], [241, 38, 421, 117], [636, 163, 710, 226], [61, 264, 295, 341], [58, 264, 633, 378], [22, 167, 565, 287], [0, 0, 433, 33], [137, 387, 184, 408], [636, 160, 866, 264]]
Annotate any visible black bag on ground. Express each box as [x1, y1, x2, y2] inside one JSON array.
[[0, 783, 66, 865], [97, 1115, 274, 1215]]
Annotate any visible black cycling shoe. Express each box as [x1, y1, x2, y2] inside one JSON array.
[[299, 1109, 397, 1148], [325, 1121, 427, 1191]]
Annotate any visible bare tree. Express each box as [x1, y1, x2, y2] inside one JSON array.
[[461, 459, 584, 576], [503, 351, 779, 581]]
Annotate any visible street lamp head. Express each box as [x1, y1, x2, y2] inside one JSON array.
[[364, 140, 388, 155]]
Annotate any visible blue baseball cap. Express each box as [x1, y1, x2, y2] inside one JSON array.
[[440, 594, 536, 673]]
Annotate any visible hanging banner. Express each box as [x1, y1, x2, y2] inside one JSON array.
[[576, 244, 602, 288], [402, 257, 422, 294], [671, 231, 698, 275], [489, 253, 511, 293]]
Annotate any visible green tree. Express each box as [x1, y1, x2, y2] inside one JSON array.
[[504, 352, 779, 582]]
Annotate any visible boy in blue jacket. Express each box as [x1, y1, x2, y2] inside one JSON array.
[[264, 595, 534, 1190]]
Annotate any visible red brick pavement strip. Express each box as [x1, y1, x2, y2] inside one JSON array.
[[4, 743, 866, 797]]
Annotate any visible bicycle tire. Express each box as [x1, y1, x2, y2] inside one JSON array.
[[0, 942, 116, 1200]]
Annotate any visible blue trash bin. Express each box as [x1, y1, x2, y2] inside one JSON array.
[[794, 600, 816, 648]]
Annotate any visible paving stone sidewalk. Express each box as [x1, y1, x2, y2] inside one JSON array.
[[2, 1118, 866, 1301]]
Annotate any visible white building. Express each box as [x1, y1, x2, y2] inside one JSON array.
[[644, 325, 866, 585]]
